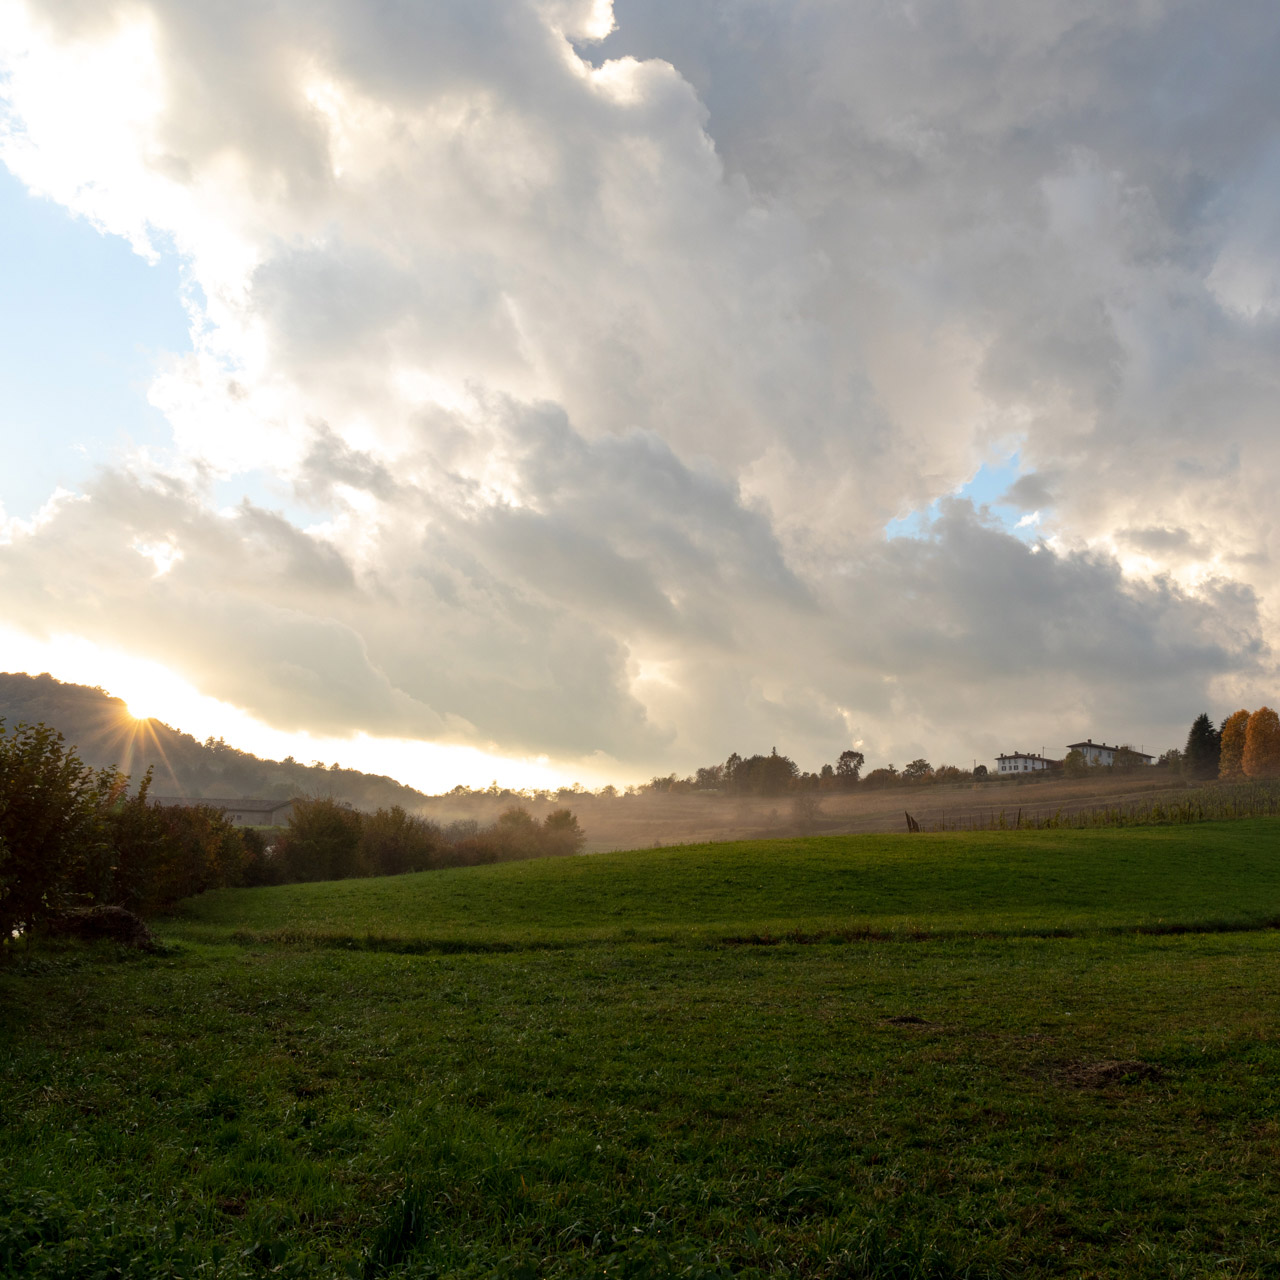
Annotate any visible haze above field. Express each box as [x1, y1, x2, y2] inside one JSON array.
[[2, 1, 1278, 788]]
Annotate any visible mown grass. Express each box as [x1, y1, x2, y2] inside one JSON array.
[[172, 821, 1280, 948], [3, 819, 1280, 1278]]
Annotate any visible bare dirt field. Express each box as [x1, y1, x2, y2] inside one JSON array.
[[418, 771, 1199, 853]]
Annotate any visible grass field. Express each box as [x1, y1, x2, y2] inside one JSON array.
[[3, 820, 1280, 1278], [176, 822, 1280, 946]]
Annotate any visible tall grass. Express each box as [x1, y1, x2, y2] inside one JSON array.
[[924, 779, 1280, 832]]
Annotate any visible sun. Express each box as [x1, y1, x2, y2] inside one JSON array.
[[120, 676, 182, 724], [103, 656, 207, 728]]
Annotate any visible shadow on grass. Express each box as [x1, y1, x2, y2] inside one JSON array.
[[205, 912, 1280, 958], [721, 915, 1280, 947]]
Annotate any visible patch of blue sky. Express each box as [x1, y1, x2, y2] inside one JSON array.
[[0, 166, 195, 519], [884, 452, 1046, 542], [212, 469, 333, 528]]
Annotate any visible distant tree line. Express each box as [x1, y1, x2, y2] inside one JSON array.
[[0, 721, 585, 942], [642, 716, 1280, 796], [270, 797, 585, 883], [640, 747, 989, 796], [1173, 708, 1280, 782]]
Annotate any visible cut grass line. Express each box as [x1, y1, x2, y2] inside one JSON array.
[[229, 928, 572, 955], [213, 911, 1280, 957], [721, 914, 1280, 946]]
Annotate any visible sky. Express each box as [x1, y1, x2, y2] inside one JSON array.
[[0, 0, 1277, 791]]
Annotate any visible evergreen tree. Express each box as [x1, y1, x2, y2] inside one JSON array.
[[1183, 713, 1221, 780], [1219, 710, 1249, 781]]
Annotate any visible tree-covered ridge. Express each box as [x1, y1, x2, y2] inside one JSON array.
[[0, 672, 432, 811]]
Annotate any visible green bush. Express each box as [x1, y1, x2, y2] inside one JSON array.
[[359, 805, 441, 875], [0, 720, 271, 938], [275, 797, 364, 882], [0, 721, 116, 938], [542, 808, 586, 856]]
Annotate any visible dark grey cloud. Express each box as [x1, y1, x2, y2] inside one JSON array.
[[1000, 473, 1057, 511]]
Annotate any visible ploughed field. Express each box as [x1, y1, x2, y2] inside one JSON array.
[[424, 772, 1221, 852], [3, 820, 1280, 1278]]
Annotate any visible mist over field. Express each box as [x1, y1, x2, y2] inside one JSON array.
[[2, 1, 1279, 786]]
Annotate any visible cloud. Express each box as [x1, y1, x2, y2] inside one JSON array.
[[1, 0, 1277, 778], [1001, 473, 1057, 512]]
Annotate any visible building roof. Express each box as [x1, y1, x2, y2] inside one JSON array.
[[996, 751, 1054, 761], [1065, 741, 1154, 759], [150, 796, 296, 812]]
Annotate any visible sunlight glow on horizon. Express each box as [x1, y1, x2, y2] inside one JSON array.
[[0, 626, 622, 794]]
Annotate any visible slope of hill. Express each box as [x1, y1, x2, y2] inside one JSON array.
[[174, 821, 1280, 947], [0, 671, 432, 812]]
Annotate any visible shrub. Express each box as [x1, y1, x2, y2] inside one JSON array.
[[239, 826, 281, 887], [790, 794, 821, 833], [150, 804, 249, 905], [542, 808, 586, 855], [275, 797, 364, 882], [95, 774, 170, 912], [1112, 745, 1148, 771], [0, 721, 115, 938], [862, 766, 899, 789], [360, 805, 441, 876]]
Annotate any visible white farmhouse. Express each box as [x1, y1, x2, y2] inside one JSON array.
[[1064, 739, 1154, 767], [996, 751, 1057, 774]]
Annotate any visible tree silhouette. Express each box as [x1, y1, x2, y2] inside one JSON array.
[[835, 750, 865, 789], [1219, 710, 1249, 781], [1183, 713, 1221, 780], [1243, 707, 1280, 779]]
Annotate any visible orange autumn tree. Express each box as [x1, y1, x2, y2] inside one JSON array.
[[1218, 709, 1249, 781], [1243, 707, 1280, 779]]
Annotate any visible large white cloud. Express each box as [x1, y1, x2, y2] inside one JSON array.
[[0, 0, 1275, 779]]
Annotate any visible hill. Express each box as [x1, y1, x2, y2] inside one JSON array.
[[174, 820, 1280, 947], [0, 671, 432, 812]]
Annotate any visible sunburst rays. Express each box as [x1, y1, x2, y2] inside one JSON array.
[[99, 708, 183, 794]]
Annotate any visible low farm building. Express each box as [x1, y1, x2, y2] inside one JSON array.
[[150, 796, 296, 826]]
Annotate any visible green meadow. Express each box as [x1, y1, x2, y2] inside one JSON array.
[[4, 820, 1280, 1278], [176, 822, 1280, 946]]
